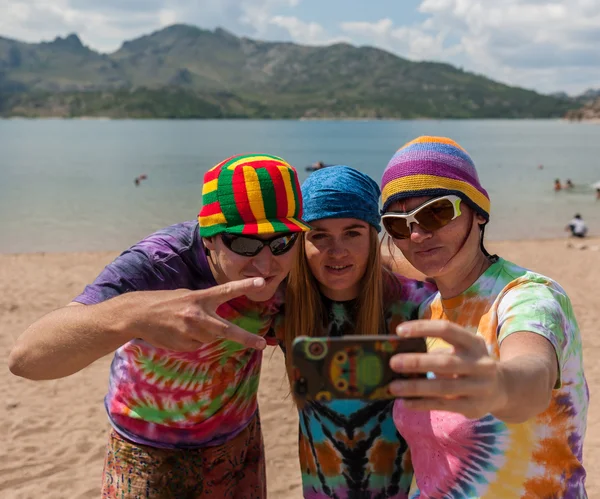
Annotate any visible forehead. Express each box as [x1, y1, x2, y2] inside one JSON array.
[[387, 196, 433, 212], [309, 218, 369, 231]]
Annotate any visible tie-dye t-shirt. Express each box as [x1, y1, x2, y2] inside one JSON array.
[[393, 257, 588, 499], [74, 221, 284, 449], [298, 275, 436, 499]]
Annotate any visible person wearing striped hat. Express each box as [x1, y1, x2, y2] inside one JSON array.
[[9, 153, 309, 498], [380, 137, 587, 498], [199, 153, 310, 303]]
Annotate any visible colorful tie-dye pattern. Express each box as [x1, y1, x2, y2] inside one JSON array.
[[393, 258, 588, 498], [299, 275, 436, 498], [75, 221, 284, 449]]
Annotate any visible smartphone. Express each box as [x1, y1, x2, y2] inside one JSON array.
[[291, 335, 427, 402]]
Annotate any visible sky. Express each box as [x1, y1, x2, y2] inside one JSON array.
[[1, 0, 599, 95]]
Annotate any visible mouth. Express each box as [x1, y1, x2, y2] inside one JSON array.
[[324, 264, 353, 275], [415, 247, 441, 256]]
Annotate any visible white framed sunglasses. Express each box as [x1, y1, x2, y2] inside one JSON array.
[[382, 195, 462, 239]]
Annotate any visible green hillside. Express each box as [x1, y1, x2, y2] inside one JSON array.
[[0, 25, 578, 119]]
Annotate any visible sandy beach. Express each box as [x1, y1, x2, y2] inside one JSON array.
[[2, 238, 599, 498]]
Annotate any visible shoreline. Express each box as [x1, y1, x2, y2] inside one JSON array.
[[1, 116, 575, 122], [3, 235, 600, 257], [564, 117, 600, 125]]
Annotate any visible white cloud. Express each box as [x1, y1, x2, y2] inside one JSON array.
[[269, 16, 346, 45], [1, 0, 599, 93], [0, 0, 305, 52], [158, 9, 178, 28], [240, 0, 301, 34], [341, 18, 394, 38], [0, 0, 341, 56], [0, 0, 166, 50], [341, 17, 450, 62], [340, 0, 600, 93]]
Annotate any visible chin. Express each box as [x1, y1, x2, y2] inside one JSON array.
[[409, 254, 446, 275], [328, 280, 357, 293], [322, 273, 358, 289], [414, 263, 447, 279], [246, 284, 279, 303]]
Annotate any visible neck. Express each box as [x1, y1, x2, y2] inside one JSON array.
[[434, 250, 492, 299], [319, 284, 359, 302]]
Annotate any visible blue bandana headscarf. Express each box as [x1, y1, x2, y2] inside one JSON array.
[[301, 165, 381, 232]]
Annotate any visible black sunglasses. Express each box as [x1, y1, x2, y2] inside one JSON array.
[[221, 232, 299, 257]]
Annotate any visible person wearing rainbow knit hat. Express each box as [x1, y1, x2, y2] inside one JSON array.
[[380, 136, 588, 498], [9, 153, 310, 498]]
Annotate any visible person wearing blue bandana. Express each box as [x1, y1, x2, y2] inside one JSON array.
[[278, 165, 436, 498]]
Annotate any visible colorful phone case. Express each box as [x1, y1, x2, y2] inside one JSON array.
[[291, 335, 427, 402]]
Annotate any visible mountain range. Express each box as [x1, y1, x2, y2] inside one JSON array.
[[0, 24, 589, 119]]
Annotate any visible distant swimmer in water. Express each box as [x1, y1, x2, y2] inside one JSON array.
[[554, 178, 562, 191], [566, 179, 574, 189], [306, 161, 326, 172], [538, 164, 544, 170], [134, 174, 148, 187]]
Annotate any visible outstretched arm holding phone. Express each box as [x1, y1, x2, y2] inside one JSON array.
[[388, 320, 557, 423]]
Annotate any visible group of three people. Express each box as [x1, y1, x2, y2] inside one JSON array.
[[9, 137, 588, 498]]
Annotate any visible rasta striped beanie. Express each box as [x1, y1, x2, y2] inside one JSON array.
[[198, 153, 311, 237], [380, 136, 490, 221]]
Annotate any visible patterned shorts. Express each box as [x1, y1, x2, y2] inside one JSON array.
[[101, 414, 266, 499]]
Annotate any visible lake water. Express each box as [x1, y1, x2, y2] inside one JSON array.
[[1, 119, 600, 254]]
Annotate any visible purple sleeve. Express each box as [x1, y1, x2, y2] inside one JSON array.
[[74, 222, 215, 305]]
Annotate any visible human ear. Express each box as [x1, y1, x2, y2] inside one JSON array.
[[203, 236, 216, 251]]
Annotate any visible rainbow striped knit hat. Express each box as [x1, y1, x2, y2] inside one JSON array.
[[198, 153, 311, 237], [381, 136, 490, 221]]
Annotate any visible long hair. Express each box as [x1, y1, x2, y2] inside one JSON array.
[[283, 226, 390, 394]]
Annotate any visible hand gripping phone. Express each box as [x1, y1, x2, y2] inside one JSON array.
[[291, 335, 427, 402]]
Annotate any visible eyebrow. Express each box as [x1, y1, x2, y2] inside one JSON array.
[[311, 223, 369, 233]]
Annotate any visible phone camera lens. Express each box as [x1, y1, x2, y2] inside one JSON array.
[[296, 377, 308, 395]]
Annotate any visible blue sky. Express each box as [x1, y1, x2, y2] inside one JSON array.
[[1, 0, 599, 95], [284, 0, 426, 27]]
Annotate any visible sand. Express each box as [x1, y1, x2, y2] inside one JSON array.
[[2, 238, 599, 498]]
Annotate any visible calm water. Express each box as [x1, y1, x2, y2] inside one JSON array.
[[1, 119, 600, 254]]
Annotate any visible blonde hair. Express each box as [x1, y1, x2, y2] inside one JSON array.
[[283, 226, 391, 394]]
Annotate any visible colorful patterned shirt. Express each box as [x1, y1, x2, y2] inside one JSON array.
[[298, 275, 436, 499], [393, 257, 588, 498], [75, 221, 284, 449]]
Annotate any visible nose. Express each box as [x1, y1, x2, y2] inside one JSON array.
[[409, 223, 433, 243], [327, 238, 349, 258], [250, 246, 274, 275]]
